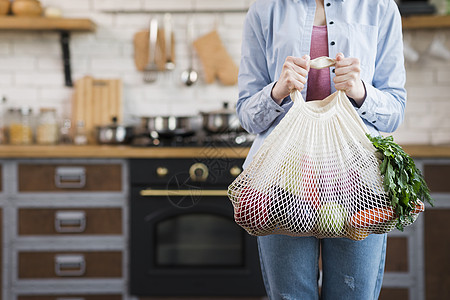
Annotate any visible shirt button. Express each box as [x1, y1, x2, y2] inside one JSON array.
[[330, 41, 335, 46], [326, 3, 331, 7], [372, 120, 377, 124], [361, 112, 366, 115], [275, 109, 281, 113], [329, 21, 334, 25], [332, 68, 335, 73]]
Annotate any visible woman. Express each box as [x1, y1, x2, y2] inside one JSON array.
[[237, 0, 406, 299]]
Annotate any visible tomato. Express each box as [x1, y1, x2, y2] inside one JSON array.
[[234, 187, 273, 235]]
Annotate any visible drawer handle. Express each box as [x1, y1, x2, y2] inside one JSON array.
[[55, 167, 86, 189], [54, 254, 86, 277], [56, 298, 85, 300], [140, 189, 228, 197], [55, 211, 86, 233]]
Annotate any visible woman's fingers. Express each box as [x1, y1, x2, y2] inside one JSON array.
[[271, 55, 310, 102]]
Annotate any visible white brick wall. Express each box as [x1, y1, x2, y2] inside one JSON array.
[[0, 0, 448, 145]]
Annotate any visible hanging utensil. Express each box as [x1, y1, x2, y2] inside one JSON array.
[[181, 15, 198, 86], [143, 18, 159, 83], [164, 13, 175, 71]]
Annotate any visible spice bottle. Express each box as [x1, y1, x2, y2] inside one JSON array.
[[36, 107, 58, 144]]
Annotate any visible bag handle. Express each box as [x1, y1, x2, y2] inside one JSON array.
[[310, 56, 335, 69], [290, 56, 338, 103]]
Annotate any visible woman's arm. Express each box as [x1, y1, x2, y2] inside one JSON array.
[[355, 0, 407, 133], [236, 5, 285, 135]]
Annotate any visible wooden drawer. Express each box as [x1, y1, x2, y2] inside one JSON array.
[[18, 208, 122, 236], [424, 163, 450, 193], [18, 163, 122, 192], [379, 288, 409, 300], [18, 295, 122, 300], [385, 237, 408, 272], [18, 251, 122, 279]]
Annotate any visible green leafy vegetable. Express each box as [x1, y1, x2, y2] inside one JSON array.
[[367, 134, 434, 231]]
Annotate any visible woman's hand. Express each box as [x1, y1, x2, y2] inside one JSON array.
[[271, 55, 311, 104], [334, 53, 366, 106]]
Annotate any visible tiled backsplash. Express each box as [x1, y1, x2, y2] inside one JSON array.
[[0, 0, 449, 145]]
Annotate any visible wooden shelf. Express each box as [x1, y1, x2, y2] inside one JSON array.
[[402, 15, 450, 29], [0, 17, 96, 87], [0, 16, 95, 31]]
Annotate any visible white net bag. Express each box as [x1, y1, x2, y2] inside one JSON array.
[[228, 57, 422, 240]]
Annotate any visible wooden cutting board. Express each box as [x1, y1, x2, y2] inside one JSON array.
[[72, 76, 123, 144]]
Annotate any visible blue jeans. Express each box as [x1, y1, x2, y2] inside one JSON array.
[[257, 234, 387, 300]]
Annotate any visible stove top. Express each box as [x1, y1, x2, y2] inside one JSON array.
[[131, 130, 255, 148]]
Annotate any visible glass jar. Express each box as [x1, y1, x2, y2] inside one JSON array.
[[9, 107, 33, 145], [36, 108, 58, 145], [74, 120, 88, 145]]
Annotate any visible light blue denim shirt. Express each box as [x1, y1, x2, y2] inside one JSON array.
[[238, 0, 406, 169]]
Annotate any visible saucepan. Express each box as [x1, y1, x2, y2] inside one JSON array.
[[141, 115, 202, 138], [96, 117, 134, 145], [201, 103, 244, 134]]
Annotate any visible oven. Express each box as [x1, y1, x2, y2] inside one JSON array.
[[129, 157, 266, 297]]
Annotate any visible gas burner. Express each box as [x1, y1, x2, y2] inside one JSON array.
[[131, 128, 254, 148], [201, 132, 255, 148]]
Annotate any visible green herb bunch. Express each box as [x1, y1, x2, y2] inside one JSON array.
[[367, 134, 434, 231]]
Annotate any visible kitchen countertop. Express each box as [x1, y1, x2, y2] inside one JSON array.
[[0, 144, 450, 159], [0, 145, 251, 159]]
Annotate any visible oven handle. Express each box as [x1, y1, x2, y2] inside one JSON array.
[[140, 189, 229, 197]]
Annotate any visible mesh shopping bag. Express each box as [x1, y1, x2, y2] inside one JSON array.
[[228, 57, 424, 240]]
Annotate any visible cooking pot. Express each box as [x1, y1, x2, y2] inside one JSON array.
[[142, 115, 202, 138], [201, 103, 244, 133], [96, 117, 134, 145]]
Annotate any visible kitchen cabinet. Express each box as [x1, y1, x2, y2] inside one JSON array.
[[2, 159, 127, 300]]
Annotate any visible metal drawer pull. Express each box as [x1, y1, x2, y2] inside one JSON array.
[[140, 189, 228, 197], [54, 254, 86, 277], [55, 211, 86, 233], [56, 298, 85, 300], [55, 167, 86, 189]]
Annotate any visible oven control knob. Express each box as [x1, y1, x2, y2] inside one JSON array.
[[230, 166, 242, 177], [156, 167, 169, 177], [189, 163, 209, 182]]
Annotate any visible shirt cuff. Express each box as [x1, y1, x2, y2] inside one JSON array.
[[263, 81, 286, 115], [354, 83, 378, 126]]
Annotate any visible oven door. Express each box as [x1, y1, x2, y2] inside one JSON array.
[[130, 187, 266, 297]]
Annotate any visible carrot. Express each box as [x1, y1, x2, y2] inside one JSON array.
[[349, 207, 394, 228], [412, 200, 425, 215]]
